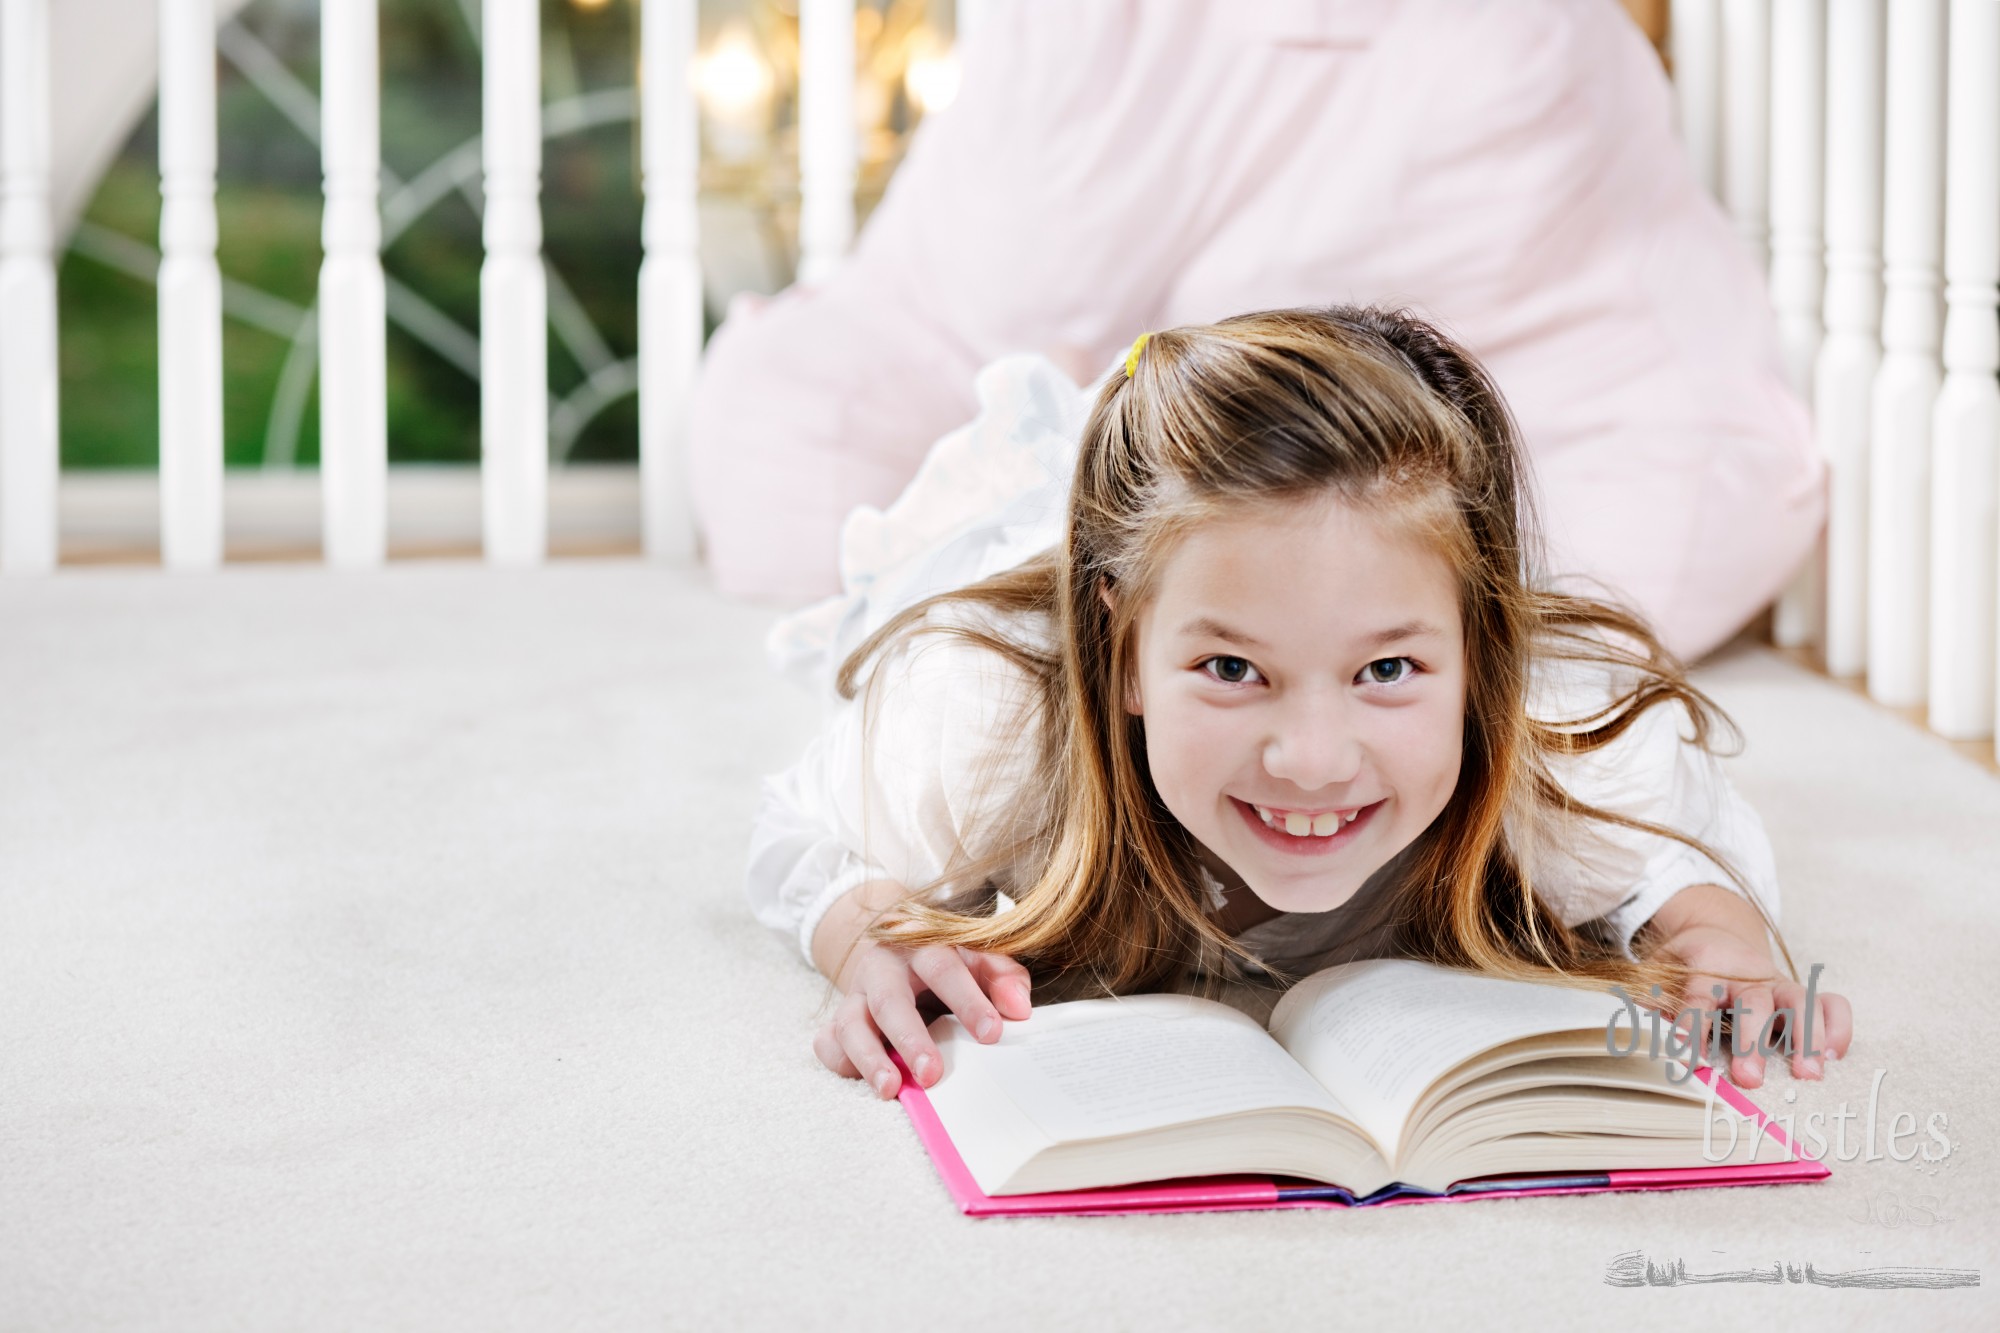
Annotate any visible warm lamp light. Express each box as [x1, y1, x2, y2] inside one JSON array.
[[903, 36, 960, 114], [696, 23, 776, 127]]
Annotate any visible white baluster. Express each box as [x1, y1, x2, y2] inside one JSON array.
[[640, 0, 700, 562], [1672, 0, 1723, 195], [955, 0, 990, 45], [159, 0, 225, 569], [1865, 0, 1945, 707], [480, 0, 547, 565], [1767, 0, 1826, 648], [0, 0, 58, 574], [1929, 0, 1999, 742], [1720, 0, 1771, 269], [321, 0, 387, 567], [798, 0, 856, 285], [1767, 0, 1827, 398], [1812, 0, 1883, 677]]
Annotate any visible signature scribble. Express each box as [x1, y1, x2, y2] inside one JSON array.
[[1604, 1250, 1981, 1290]]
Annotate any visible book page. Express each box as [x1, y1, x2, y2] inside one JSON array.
[[953, 992, 1358, 1144], [1266, 959, 1639, 1162]]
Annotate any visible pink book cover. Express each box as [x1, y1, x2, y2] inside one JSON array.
[[884, 1051, 1831, 1218]]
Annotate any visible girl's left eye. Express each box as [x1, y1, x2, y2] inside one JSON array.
[[1362, 656, 1419, 686], [1198, 656, 1263, 685]]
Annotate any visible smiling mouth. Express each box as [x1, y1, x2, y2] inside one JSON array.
[[1248, 802, 1364, 836], [1231, 797, 1383, 855]]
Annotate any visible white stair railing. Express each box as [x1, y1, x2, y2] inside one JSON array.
[[1929, 0, 2000, 742], [0, 0, 58, 575], [797, 0, 857, 287], [956, 0, 991, 44], [1719, 0, 1771, 270], [1657, 0, 2000, 760], [1764, 0, 1825, 649], [4, 2, 885, 576], [158, 0, 226, 570], [639, 0, 701, 563], [1671, 0, 1724, 195], [1866, 0, 1945, 708], [478, 0, 549, 566], [319, 0, 388, 568], [1814, 0, 1885, 682]]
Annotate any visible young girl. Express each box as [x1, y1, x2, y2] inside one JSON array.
[[747, 304, 1853, 1104]]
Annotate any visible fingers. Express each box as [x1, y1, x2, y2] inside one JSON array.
[[1761, 983, 1855, 1081], [913, 947, 1005, 1049], [868, 959, 952, 1091], [1674, 975, 1725, 1070], [1727, 983, 1776, 1088], [815, 990, 908, 1101], [808, 946, 1036, 1101], [811, 1020, 860, 1081], [1815, 992, 1854, 1065], [1770, 979, 1818, 1079], [969, 949, 1034, 1020], [1671, 973, 1857, 1085]]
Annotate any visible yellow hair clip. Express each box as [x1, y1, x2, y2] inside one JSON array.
[[1124, 332, 1152, 378]]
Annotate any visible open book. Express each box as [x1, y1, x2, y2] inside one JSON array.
[[907, 959, 1821, 1209]]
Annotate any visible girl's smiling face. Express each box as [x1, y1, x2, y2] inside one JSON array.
[[1121, 493, 1468, 915]]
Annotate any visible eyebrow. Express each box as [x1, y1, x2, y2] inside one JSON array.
[[1177, 617, 1271, 649], [1176, 616, 1444, 652]]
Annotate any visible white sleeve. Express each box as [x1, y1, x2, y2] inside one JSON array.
[[745, 615, 1045, 967], [1517, 658, 1782, 962]]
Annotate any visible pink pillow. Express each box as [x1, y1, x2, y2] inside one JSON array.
[[688, 0, 1822, 661]]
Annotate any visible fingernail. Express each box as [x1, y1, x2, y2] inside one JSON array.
[[1824, 1048, 1841, 1063], [1012, 981, 1033, 1009], [977, 1016, 998, 1041], [872, 1069, 895, 1097], [914, 1053, 936, 1084], [1803, 1058, 1822, 1077]]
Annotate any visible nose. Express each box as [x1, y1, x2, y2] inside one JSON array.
[[1261, 686, 1363, 794]]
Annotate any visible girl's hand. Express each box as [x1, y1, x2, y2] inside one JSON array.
[[1639, 885, 1853, 1089], [812, 940, 1033, 1100]]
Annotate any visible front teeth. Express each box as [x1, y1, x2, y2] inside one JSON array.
[[1254, 805, 1360, 838]]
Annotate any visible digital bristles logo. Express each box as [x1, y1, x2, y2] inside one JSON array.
[[1600, 963, 1954, 1167], [1602, 963, 1838, 1084], [1604, 1251, 1980, 1290]]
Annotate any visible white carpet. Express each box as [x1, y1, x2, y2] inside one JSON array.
[[2, 561, 1993, 1331]]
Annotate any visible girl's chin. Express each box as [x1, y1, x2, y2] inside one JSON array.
[[1246, 882, 1364, 915]]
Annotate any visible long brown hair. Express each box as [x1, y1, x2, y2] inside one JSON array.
[[825, 305, 1794, 1015]]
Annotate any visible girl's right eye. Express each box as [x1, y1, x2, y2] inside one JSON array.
[[1199, 656, 1264, 686]]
